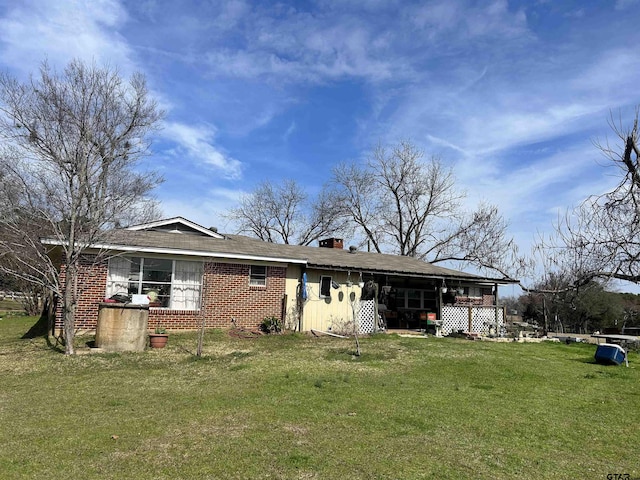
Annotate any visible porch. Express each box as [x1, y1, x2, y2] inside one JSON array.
[[356, 273, 506, 336]]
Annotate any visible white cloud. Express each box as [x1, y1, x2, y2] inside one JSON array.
[[161, 122, 242, 179], [0, 0, 134, 76], [457, 141, 619, 238], [457, 104, 602, 156], [283, 121, 297, 141], [381, 39, 639, 166], [217, 0, 250, 27], [571, 49, 640, 103], [204, 22, 396, 84], [408, 0, 529, 44]]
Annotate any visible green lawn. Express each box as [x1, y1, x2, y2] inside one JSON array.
[[0, 297, 24, 314], [1, 317, 638, 479]]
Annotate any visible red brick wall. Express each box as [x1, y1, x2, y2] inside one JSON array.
[[482, 294, 495, 306], [56, 255, 109, 330], [56, 258, 286, 331], [454, 295, 495, 306], [200, 262, 286, 330]]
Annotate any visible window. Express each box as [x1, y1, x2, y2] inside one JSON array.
[[395, 288, 436, 310], [466, 287, 482, 298], [249, 265, 267, 287], [407, 289, 421, 309], [107, 257, 203, 310], [320, 276, 332, 298]]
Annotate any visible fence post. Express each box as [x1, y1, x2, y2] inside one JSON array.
[[468, 306, 472, 332]]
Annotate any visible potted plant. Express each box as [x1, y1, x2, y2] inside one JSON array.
[[149, 326, 169, 348]]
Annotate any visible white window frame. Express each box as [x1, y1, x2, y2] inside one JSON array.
[[320, 275, 332, 298], [106, 256, 203, 311], [249, 265, 267, 287]]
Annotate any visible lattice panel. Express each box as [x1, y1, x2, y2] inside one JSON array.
[[357, 300, 376, 334], [473, 308, 504, 334], [442, 306, 504, 336], [442, 306, 468, 336]]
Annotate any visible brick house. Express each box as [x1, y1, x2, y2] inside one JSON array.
[[44, 217, 518, 335]]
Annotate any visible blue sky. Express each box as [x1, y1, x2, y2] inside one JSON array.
[[2, 0, 640, 291]]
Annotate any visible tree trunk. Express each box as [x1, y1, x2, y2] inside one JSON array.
[[45, 291, 57, 339], [196, 314, 206, 357], [63, 263, 77, 355]]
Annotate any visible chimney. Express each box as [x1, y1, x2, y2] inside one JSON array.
[[319, 238, 344, 249]]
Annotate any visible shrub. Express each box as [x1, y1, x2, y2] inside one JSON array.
[[260, 315, 282, 334], [328, 316, 356, 336]]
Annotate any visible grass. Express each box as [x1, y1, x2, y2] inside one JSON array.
[[1, 317, 639, 479], [0, 297, 24, 315]]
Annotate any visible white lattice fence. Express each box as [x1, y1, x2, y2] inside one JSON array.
[[442, 306, 504, 336], [442, 306, 466, 335], [357, 300, 376, 334]]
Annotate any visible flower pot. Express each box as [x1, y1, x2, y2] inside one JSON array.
[[149, 333, 169, 348]]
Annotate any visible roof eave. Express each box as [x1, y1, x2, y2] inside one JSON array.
[[40, 238, 308, 265], [305, 261, 519, 285]]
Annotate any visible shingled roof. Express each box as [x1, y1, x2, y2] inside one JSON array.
[[43, 217, 517, 285]]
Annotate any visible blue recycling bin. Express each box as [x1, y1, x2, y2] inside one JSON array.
[[594, 343, 626, 366]]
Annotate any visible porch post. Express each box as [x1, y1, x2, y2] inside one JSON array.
[[494, 282, 499, 334]]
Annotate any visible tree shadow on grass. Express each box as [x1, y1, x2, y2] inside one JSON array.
[[21, 312, 49, 339], [21, 311, 64, 353]]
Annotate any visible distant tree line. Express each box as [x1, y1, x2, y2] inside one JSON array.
[[503, 285, 640, 335]]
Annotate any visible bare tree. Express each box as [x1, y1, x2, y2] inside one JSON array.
[[225, 179, 350, 245], [0, 159, 60, 319], [551, 109, 640, 286], [0, 59, 163, 354], [332, 140, 518, 273]]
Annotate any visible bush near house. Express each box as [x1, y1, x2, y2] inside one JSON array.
[[260, 314, 283, 333], [0, 316, 638, 479]]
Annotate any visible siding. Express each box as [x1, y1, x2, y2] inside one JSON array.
[[296, 269, 364, 333]]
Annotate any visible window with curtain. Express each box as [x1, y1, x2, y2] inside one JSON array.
[[106, 257, 130, 296], [106, 257, 203, 310], [249, 265, 267, 286], [173, 260, 203, 310]]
